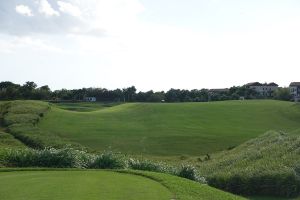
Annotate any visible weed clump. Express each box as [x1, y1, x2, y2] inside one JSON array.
[[89, 151, 126, 169], [177, 165, 206, 183]]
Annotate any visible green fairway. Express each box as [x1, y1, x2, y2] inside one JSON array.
[[38, 100, 300, 156], [53, 102, 122, 112], [0, 171, 172, 200]]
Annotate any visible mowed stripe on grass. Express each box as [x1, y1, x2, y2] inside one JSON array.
[[38, 100, 300, 156]]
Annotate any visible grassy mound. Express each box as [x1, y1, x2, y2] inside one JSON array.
[[0, 131, 26, 149], [0, 169, 245, 200], [38, 100, 300, 156], [0, 101, 83, 149], [199, 131, 300, 197]]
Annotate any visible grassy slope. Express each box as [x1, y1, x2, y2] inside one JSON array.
[[0, 101, 26, 151], [199, 131, 300, 177], [0, 101, 84, 149], [39, 100, 300, 156], [0, 131, 26, 149], [122, 170, 245, 200], [0, 169, 245, 200], [198, 131, 300, 197]]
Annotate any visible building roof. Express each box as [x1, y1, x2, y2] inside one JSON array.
[[245, 82, 278, 87], [290, 82, 300, 87], [245, 82, 262, 86], [267, 82, 278, 86]]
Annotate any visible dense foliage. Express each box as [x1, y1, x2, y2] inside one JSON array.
[[199, 131, 300, 197], [0, 81, 286, 102], [0, 147, 205, 183]]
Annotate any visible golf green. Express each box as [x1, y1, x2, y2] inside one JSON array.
[[0, 171, 173, 200]]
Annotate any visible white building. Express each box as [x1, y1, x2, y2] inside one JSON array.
[[289, 82, 300, 102], [245, 82, 278, 97]]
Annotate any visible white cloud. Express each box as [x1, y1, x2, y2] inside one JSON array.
[[57, 1, 82, 17], [87, 0, 145, 33], [15, 5, 33, 17], [0, 36, 63, 53], [1, 0, 145, 37], [38, 0, 60, 17]]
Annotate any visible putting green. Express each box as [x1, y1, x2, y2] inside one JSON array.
[[0, 171, 173, 200]]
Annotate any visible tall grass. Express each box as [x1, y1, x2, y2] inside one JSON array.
[[199, 131, 300, 197], [89, 151, 126, 169], [1, 148, 91, 168], [0, 147, 206, 183], [0, 101, 83, 149]]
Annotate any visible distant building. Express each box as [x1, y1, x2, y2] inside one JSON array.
[[289, 82, 300, 102], [84, 97, 96, 102], [245, 82, 278, 97]]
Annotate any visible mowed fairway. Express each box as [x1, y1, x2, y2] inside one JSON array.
[[39, 100, 300, 156], [0, 171, 172, 200]]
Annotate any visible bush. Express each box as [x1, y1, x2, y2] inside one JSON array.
[[2, 147, 91, 168], [177, 165, 205, 183], [128, 158, 171, 173], [89, 151, 126, 169], [1, 146, 207, 184], [207, 169, 300, 197]]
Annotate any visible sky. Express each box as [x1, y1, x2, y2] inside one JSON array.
[[0, 0, 300, 91]]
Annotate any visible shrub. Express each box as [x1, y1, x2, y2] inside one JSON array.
[[1, 147, 206, 184], [89, 151, 126, 169], [2, 147, 91, 168], [207, 169, 300, 197], [128, 158, 171, 173], [177, 165, 206, 183]]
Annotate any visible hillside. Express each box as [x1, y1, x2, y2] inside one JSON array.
[[199, 131, 300, 197], [37, 100, 300, 156], [1, 100, 300, 199]]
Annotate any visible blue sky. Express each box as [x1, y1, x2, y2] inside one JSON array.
[[0, 0, 299, 91]]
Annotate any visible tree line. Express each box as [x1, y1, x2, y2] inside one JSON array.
[[0, 81, 292, 102]]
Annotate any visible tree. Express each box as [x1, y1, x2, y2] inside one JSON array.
[[274, 88, 292, 101], [165, 89, 181, 102], [0, 81, 21, 100], [123, 86, 136, 102], [34, 85, 51, 100], [20, 81, 37, 99]]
